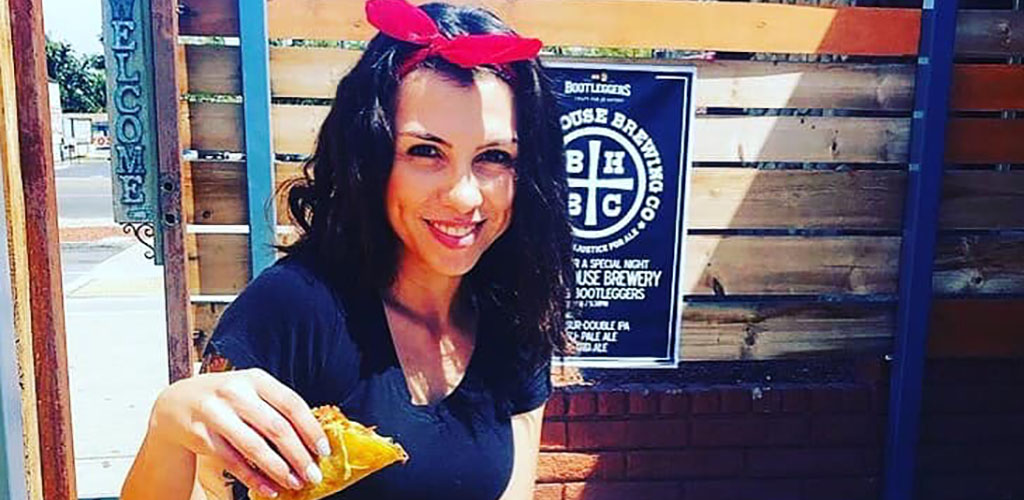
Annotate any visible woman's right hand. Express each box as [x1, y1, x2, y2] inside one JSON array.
[[148, 368, 332, 498]]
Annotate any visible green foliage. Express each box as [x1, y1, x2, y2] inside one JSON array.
[[45, 38, 107, 113]]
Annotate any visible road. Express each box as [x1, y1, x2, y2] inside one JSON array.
[[54, 159, 169, 499]]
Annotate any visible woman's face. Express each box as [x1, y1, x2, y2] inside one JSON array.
[[386, 68, 517, 280]]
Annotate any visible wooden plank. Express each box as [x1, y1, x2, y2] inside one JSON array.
[[955, 10, 1024, 57], [153, 0, 193, 383], [952, 65, 1024, 111], [263, 0, 919, 56], [190, 299, 894, 361], [179, 0, 237, 36], [192, 165, 906, 228], [0, 0, 39, 494], [9, 0, 76, 497], [681, 302, 893, 360], [184, 44, 240, 95], [940, 171, 1024, 230], [188, 101, 244, 151], [929, 300, 1024, 358], [255, 104, 913, 162], [684, 235, 900, 295], [189, 234, 901, 295], [189, 233, 250, 295], [192, 45, 1024, 112], [946, 118, 1024, 164], [180, 3, 1020, 57], [933, 236, 1024, 295]]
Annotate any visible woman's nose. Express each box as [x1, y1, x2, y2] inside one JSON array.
[[445, 172, 484, 213]]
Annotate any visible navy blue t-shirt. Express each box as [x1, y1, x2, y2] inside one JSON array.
[[204, 256, 552, 500]]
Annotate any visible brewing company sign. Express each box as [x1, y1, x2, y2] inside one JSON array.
[[548, 62, 694, 368]]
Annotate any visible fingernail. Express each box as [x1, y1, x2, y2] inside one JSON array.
[[316, 438, 331, 457], [288, 472, 303, 489], [258, 485, 278, 498], [306, 463, 323, 485]]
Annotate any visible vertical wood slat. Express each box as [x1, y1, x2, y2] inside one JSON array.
[[8, 0, 77, 498], [153, 0, 193, 383], [0, 0, 39, 495], [238, 0, 275, 277], [885, 2, 960, 500]]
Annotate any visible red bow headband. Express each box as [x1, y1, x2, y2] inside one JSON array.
[[365, 0, 543, 76]]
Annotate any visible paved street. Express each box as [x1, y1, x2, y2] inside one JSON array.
[[56, 159, 169, 499]]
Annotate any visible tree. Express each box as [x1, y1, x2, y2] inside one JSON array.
[[45, 38, 106, 113]]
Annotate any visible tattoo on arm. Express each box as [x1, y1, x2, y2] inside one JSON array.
[[200, 347, 235, 374]]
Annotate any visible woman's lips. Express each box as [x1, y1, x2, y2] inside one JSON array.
[[424, 219, 483, 249]]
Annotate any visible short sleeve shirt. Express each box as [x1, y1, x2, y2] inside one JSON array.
[[204, 256, 552, 500]]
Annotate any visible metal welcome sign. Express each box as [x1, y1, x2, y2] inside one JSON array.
[[102, 0, 161, 261], [548, 62, 695, 369]]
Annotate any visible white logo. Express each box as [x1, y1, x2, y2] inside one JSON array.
[[561, 107, 666, 254]]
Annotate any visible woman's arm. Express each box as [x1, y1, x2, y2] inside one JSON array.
[[500, 403, 547, 500]]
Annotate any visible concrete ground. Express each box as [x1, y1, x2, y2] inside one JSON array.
[[57, 160, 170, 498]]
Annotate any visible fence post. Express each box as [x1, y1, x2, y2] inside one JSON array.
[[884, 2, 959, 499], [238, 0, 276, 276]]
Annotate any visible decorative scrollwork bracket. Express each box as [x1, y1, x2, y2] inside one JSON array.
[[121, 222, 156, 261]]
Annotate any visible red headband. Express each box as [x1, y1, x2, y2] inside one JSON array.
[[365, 0, 542, 76]]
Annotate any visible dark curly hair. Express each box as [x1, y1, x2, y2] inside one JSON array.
[[280, 2, 574, 368]]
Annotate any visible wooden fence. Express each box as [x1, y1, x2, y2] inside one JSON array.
[[175, 0, 1024, 366]]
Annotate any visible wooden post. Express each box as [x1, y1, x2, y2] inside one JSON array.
[[151, 0, 193, 382], [0, 0, 42, 496], [8, 0, 77, 498]]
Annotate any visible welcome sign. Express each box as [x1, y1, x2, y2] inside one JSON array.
[[548, 62, 694, 368]]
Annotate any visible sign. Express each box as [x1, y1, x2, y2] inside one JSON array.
[[548, 62, 695, 368], [102, 0, 159, 224]]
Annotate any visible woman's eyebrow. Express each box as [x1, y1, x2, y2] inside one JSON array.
[[479, 138, 518, 149], [399, 131, 450, 146]]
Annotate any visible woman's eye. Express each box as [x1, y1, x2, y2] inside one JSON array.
[[477, 149, 515, 166], [408, 144, 441, 158]]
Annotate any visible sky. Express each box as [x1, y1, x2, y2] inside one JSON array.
[[42, 0, 103, 55]]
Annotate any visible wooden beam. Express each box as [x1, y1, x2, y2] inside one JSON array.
[[153, 0, 194, 382], [929, 299, 1024, 358], [940, 171, 1024, 230], [0, 0, 40, 494], [8, 0, 76, 497], [946, 119, 1024, 164]]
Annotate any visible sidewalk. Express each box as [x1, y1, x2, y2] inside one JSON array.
[[64, 242, 168, 498]]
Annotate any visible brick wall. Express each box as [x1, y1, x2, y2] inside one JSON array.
[[534, 378, 887, 500], [915, 359, 1024, 500], [535, 359, 1024, 500]]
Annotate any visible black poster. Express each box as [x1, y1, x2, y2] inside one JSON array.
[[548, 62, 694, 368]]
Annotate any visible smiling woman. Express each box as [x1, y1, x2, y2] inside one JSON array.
[[120, 1, 573, 500]]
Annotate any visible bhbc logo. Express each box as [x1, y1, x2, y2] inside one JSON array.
[[560, 107, 666, 254]]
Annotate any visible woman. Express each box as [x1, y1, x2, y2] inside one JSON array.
[[121, 1, 573, 499]]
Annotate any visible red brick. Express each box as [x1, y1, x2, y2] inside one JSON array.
[[629, 390, 659, 415], [810, 387, 846, 413], [534, 483, 563, 500], [546, 391, 566, 417], [536, 452, 625, 482], [566, 392, 596, 417], [746, 448, 874, 477], [625, 419, 688, 448], [691, 416, 807, 447], [780, 387, 810, 413], [563, 481, 683, 500], [595, 391, 626, 416], [541, 421, 567, 450], [691, 389, 720, 414], [811, 415, 877, 445], [627, 450, 744, 479], [803, 477, 880, 500], [567, 421, 628, 450], [684, 479, 802, 500], [719, 387, 752, 413], [751, 387, 782, 413], [659, 392, 690, 415]]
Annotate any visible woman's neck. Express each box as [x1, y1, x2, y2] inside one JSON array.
[[386, 253, 468, 333]]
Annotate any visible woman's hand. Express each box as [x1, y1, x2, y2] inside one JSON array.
[[148, 368, 332, 498]]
